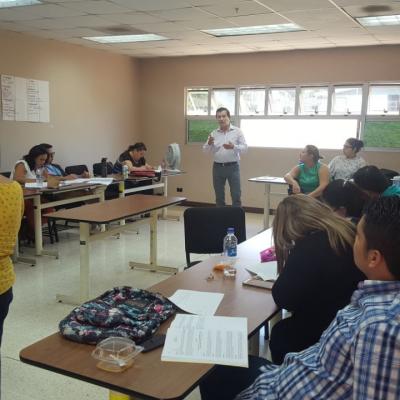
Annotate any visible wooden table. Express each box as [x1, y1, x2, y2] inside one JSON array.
[[44, 195, 185, 304], [20, 229, 278, 400], [248, 176, 288, 229], [23, 182, 106, 257]]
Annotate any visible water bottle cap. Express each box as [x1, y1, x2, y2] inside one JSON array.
[[227, 227, 234, 234]]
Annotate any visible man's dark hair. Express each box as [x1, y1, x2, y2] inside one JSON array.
[[215, 107, 230, 118], [323, 179, 367, 219], [353, 165, 390, 194], [23, 145, 48, 171], [363, 196, 400, 279], [39, 143, 52, 151], [128, 142, 147, 152]]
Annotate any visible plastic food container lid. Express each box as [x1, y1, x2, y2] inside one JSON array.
[[91, 337, 144, 372]]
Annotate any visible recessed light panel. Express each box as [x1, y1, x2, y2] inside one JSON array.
[[83, 34, 169, 44], [202, 23, 303, 37], [357, 14, 400, 27]]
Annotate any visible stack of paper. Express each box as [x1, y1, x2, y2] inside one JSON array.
[[25, 182, 48, 189], [161, 314, 248, 367], [245, 261, 278, 281]]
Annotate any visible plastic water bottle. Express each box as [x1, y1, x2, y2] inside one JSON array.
[[223, 227, 237, 259], [35, 167, 44, 187], [122, 164, 129, 179]]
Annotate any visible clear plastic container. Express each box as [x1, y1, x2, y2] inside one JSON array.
[[91, 337, 144, 372]]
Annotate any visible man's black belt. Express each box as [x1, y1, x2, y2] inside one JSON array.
[[214, 161, 238, 166]]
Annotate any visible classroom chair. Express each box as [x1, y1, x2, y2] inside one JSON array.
[[92, 161, 113, 176], [65, 164, 89, 176], [183, 206, 246, 269]]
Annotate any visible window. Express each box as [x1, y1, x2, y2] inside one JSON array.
[[299, 87, 328, 115], [185, 83, 400, 150], [211, 89, 235, 115], [239, 88, 265, 115], [332, 86, 363, 115], [241, 119, 358, 149], [186, 89, 209, 115], [268, 88, 295, 115], [368, 85, 400, 115]]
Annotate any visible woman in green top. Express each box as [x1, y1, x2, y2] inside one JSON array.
[[284, 145, 330, 198]]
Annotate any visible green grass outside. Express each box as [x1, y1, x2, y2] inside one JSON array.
[[187, 120, 218, 143], [364, 121, 400, 148]]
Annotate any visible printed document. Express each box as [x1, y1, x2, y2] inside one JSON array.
[[161, 314, 248, 367], [168, 289, 223, 316], [245, 261, 278, 281]]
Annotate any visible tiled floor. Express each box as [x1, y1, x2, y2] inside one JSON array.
[[1, 206, 265, 400]]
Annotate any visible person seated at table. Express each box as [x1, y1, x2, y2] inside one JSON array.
[[11, 145, 49, 184], [322, 179, 368, 222], [269, 194, 365, 364], [40, 143, 89, 180], [353, 165, 400, 198], [200, 196, 400, 400], [113, 142, 154, 174], [0, 174, 23, 346], [329, 138, 366, 180], [284, 145, 330, 198]]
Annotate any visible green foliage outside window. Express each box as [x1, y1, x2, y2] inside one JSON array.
[[364, 121, 400, 148], [187, 120, 218, 143]]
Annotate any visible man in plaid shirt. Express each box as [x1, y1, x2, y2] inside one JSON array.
[[200, 196, 400, 400]]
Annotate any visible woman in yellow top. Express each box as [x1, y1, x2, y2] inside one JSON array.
[[0, 174, 23, 344]]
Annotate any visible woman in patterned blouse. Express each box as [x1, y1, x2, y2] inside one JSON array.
[[329, 138, 366, 180]]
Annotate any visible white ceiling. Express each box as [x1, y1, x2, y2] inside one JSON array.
[[1, 0, 400, 57]]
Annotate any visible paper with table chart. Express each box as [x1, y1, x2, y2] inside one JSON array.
[[25, 182, 48, 189], [245, 261, 278, 281], [161, 314, 248, 367], [168, 290, 223, 316]]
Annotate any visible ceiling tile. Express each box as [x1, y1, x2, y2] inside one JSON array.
[[344, 3, 400, 17], [226, 13, 289, 26], [132, 21, 194, 33], [62, 0, 132, 14], [148, 7, 211, 21], [109, 0, 190, 12], [257, 0, 336, 12], [201, 1, 271, 18], [98, 12, 165, 24]]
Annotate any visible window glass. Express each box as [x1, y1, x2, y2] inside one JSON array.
[[299, 87, 328, 115], [211, 89, 235, 115], [268, 88, 295, 115], [187, 120, 218, 143], [363, 121, 400, 148], [241, 118, 358, 149], [186, 89, 209, 115], [239, 88, 265, 115], [368, 85, 400, 115], [332, 86, 363, 115]]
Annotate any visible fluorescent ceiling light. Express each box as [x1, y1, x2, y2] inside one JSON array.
[[0, 0, 41, 7], [202, 23, 303, 37], [356, 14, 400, 26], [83, 34, 168, 44]]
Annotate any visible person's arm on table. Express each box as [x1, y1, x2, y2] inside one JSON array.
[[284, 166, 301, 194]]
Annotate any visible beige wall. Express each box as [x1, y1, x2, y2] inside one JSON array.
[[0, 30, 140, 173], [138, 46, 400, 207]]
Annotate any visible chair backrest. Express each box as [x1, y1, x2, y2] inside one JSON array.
[[380, 168, 399, 182], [65, 164, 89, 175], [183, 206, 246, 268], [0, 171, 11, 178], [93, 162, 113, 176]]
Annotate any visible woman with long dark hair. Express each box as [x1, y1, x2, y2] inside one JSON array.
[[11, 145, 48, 184]]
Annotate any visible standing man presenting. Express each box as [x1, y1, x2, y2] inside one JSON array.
[[203, 107, 248, 207]]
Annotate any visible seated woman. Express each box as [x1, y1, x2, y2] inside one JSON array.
[[269, 194, 365, 364], [11, 145, 49, 184], [284, 145, 330, 198], [322, 179, 368, 222], [329, 137, 366, 180], [353, 165, 400, 198], [113, 142, 154, 174], [40, 143, 89, 179]]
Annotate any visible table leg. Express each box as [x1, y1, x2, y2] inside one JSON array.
[[12, 240, 36, 266], [263, 183, 271, 229], [80, 222, 90, 303], [159, 175, 179, 221], [119, 181, 126, 226], [33, 195, 43, 256]]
